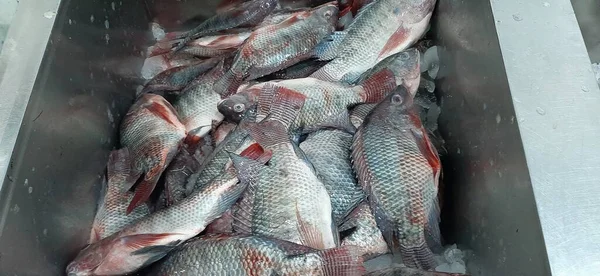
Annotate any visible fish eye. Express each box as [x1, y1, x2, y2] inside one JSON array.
[[399, 52, 409, 60], [324, 10, 333, 18], [391, 94, 403, 104], [233, 103, 245, 112]]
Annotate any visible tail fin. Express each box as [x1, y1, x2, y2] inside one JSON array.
[[127, 176, 159, 214], [400, 242, 437, 270], [359, 69, 397, 103], [214, 69, 244, 97], [316, 246, 366, 276]]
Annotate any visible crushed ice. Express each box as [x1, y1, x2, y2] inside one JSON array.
[[365, 244, 468, 274]]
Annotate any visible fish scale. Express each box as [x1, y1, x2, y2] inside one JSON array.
[[351, 86, 439, 269], [299, 129, 364, 224]]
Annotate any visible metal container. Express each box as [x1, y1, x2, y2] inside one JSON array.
[[1, 0, 599, 275]]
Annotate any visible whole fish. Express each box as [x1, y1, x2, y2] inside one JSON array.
[[366, 267, 464, 276], [172, 58, 229, 139], [311, 0, 435, 83], [230, 89, 337, 249], [225, 69, 395, 131], [214, 3, 339, 94], [89, 149, 150, 244], [150, 234, 365, 276], [357, 48, 421, 95], [171, 0, 278, 52], [65, 149, 268, 276], [349, 103, 376, 129], [120, 94, 187, 213], [141, 58, 221, 94], [351, 86, 441, 269], [339, 202, 389, 260], [299, 129, 364, 224]]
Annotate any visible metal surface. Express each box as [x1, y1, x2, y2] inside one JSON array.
[[0, 0, 599, 275], [0, 0, 148, 274], [572, 0, 600, 62], [491, 0, 600, 275]]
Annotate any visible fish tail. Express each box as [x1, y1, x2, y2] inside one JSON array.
[[215, 69, 244, 97], [315, 246, 366, 276], [127, 176, 158, 214], [400, 242, 437, 270], [359, 68, 397, 103]]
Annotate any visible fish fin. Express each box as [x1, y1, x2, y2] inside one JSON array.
[[89, 225, 102, 244], [130, 239, 181, 256], [315, 246, 366, 276], [238, 143, 266, 160], [257, 83, 278, 120], [336, 191, 365, 225], [246, 120, 291, 148], [369, 199, 400, 253], [228, 153, 268, 235], [410, 128, 442, 189], [215, 68, 245, 97], [425, 199, 443, 253], [338, 203, 364, 232], [359, 69, 397, 103], [119, 233, 176, 251], [228, 151, 270, 183], [313, 31, 347, 61], [144, 99, 183, 128], [378, 27, 410, 60], [127, 148, 170, 214], [295, 203, 326, 249], [265, 85, 306, 129], [302, 109, 356, 135], [400, 242, 437, 270]]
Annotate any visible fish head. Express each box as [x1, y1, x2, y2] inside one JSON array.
[[311, 2, 340, 29], [368, 85, 415, 128], [218, 89, 260, 123], [393, 49, 421, 95], [66, 242, 110, 276]]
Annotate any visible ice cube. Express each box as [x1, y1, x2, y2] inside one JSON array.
[[421, 46, 440, 79], [151, 22, 166, 41]]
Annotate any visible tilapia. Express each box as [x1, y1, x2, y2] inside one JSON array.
[[366, 267, 464, 276], [351, 86, 441, 269], [151, 234, 365, 276], [357, 48, 421, 95], [299, 129, 364, 224], [120, 94, 187, 213], [339, 202, 389, 260], [248, 69, 396, 131], [65, 149, 268, 276], [171, 0, 278, 52], [141, 57, 221, 94], [214, 3, 338, 94], [89, 149, 150, 244], [311, 0, 435, 83], [231, 89, 337, 249], [172, 58, 229, 138]]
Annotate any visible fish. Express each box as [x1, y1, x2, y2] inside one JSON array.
[[171, 0, 278, 52], [252, 69, 396, 131], [65, 147, 269, 276], [89, 149, 151, 244], [311, 0, 436, 83], [366, 267, 465, 276], [150, 234, 365, 276], [339, 202, 389, 260], [214, 3, 339, 95], [357, 48, 421, 95], [349, 103, 376, 129], [172, 58, 230, 139], [351, 86, 441, 269], [120, 94, 187, 213], [299, 129, 364, 224], [141, 57, 221, 95], [230, 89, 337, 249]]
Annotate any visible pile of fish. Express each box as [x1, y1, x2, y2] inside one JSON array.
[[66, 0, 464, 275]]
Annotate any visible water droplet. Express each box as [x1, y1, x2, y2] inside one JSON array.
[[105, 33, 110, 44], [44, 11, 57, 19], [536, 107, 546, 115], [31, 167, 35, 172], [24, 179, 28, 186], [512, 14, 523, 21], [104, 20, 110, 29], [510, 116, 515, 124], [28, 187, 33, 194], [43, 229, 48, 236], [483, 103, 487, 110], [90, 15, 95, 23], [457, 148, 461, 154], [111, 2, 116, 10], [543, 2, 550, 7], [68, 19, 72, 25], [582, 86, 589, 92], [11, 204, 20, 213], [496, 114, 502, 124]]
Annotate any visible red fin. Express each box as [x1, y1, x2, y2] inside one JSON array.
[[239, 143, 265, 160], [127, 148, 170, 214], [120, 233, 175, 251], [340, 6, 352, 17], [267, 85, 306, 128], [246, 120, 290, 148], [295, 203, 326, 249], [378, 27, 409, 60], [89, 226, 102, 244], [316, 246, 366, 276], [410, 128, 442, 188], [360, 69, 396, 103], [256, 150, 273, 164], [145, 100, 182, 128]]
